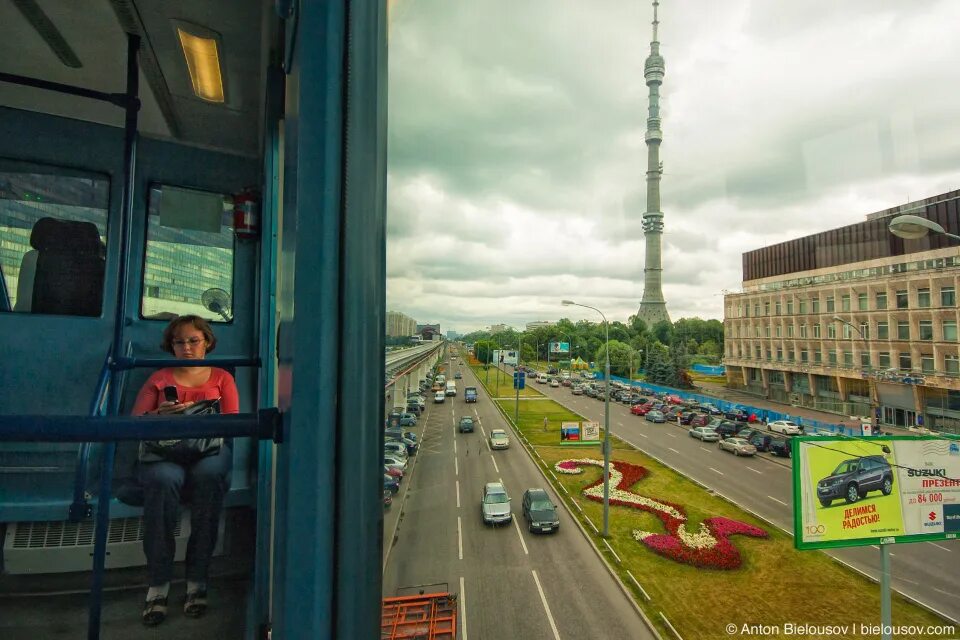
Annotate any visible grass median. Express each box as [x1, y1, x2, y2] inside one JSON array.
[[472, 371, 954, 640]]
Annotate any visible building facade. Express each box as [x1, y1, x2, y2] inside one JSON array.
[[386, 310, 416, 337], [723, 190, 960, 434], [489, 323, 511, 334], [526, 320, 555, 331]]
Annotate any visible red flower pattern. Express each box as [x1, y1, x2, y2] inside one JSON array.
[[557, 458, 767, 570]]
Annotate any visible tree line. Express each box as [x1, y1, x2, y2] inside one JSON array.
[[461, 316, 723, 389]]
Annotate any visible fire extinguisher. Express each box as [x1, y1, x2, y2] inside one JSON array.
[[233, 188, 260, 239]]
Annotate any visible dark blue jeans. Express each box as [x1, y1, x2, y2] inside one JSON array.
[[139, 444, 232, 586]]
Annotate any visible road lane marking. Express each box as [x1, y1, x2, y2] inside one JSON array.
[[930, 542, 952, 552], [586, 519, 599, 534], [746, 466, 762, 474], [602, 539, 622, 563], [455, 458, 458, 476], [637, 433, 648, 438], [709, 467, 724, 476], [549, 470, 558, 481], [659, 612, 683, 640], [617, 422, 624, 427], [460, 576, 468, 640], [457, 517, 463, 560], [625, 570, 650, 601], [453, 439, 457, 455], [456, 480, 460, 508], [768, 495, 788, 506], [480, 424, 487, 437], [668, 447, 680, 454], [491, 456, 500, 474], [699, 447, 712, 453], [666, 433, 677, 438], [531, 570, 561, 640], [513, 519, 529, 555]]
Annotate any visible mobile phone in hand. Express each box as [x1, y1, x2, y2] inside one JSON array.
[[163, 386, 178, 403]]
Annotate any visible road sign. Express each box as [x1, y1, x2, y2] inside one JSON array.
[[513, 371, 525, 390]]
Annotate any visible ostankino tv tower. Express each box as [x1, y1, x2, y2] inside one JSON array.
[[636, 0, 671, 326]]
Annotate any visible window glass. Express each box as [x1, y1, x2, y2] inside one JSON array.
[[857, 293, 868, 311], [787, 325, 793, 338], [786, 300, 793, 314], [944, 321, 958, 341], [860, 352, 870, 367], [918, 288, 931, 308], [813, 323, 821, 338], [775, 325, 781, 338], [0, 162, 108, 316], [921, 355, 934, 373], [919, 320, 933, 341], [946, 355, 959, 375], [859, 322, 869, 340], [799, 299, 807, 314], [800, 349, 808, 362], [814, 350, 822, 363], [841, 324, 851, 339], [827, 323, 836, 339], [896, 290, 909, 309], [876, 292, 887, 309], [877, 321, 889, 340], [141, 185, 234, 322], [826, 296, 835, 312], [897, 321, 910, 340], [879, 352, 891, 368], [942, 287, 956, 307], [775, 301, 781, 315], [841, 295, 850, 312], [899, 353, 912, 371], [812, 298, 820, 313], [828, 350, 837, 364], [843, 351, 853, 366]]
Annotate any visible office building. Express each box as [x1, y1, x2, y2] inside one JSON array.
[[723, 189, 960, 433], [386, 311, 416, 337]]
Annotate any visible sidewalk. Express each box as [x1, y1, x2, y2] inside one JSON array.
[[694, 379, 914, 437]]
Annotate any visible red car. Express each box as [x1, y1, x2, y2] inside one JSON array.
[[631, 404, 651, 416], [666, 395, 683, 405], [690, 414, 711, 427]]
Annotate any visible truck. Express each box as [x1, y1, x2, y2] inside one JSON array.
[[445, 380, 457, 396], [464, 386, 477, 403], [382, 586, 458, 639]]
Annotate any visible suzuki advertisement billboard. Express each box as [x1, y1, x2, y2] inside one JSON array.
[[793, 436, 960, 550]]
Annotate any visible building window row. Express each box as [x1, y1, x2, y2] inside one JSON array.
[[730, 286, 956, 318]]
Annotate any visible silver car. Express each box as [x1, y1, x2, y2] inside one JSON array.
[[688, 426, 719, 442], [489, 429, 510, 450], [481, 482, 512, 525], [718, 437, 757, 456]]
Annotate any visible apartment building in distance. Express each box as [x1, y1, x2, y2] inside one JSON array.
[[386, 310, 416, 337], [525, 320, 555, 331], [723, 189, 960, 434]]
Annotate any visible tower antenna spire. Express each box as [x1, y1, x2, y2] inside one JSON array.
[[636, 0, 671, 325]]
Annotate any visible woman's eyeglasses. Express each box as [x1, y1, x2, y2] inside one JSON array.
[[172, 338, 205, 347]]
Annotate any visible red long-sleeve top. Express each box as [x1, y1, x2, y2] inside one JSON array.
[[131, 368, 240, 416]]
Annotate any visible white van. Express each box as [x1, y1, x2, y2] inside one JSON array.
[[445, 381, 457, 396], [537, 373, 549, 384]]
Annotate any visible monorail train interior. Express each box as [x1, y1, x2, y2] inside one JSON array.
[[0, 2, 387, 638]]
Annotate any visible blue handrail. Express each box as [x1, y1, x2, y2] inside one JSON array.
[[68, 348, 115, 522], [0, 262, 10, 312], [111, 355, 262, 370]]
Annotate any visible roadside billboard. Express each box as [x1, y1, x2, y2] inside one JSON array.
[[794, 435, 960, 550], [549, 341, 570, 354], [493, 350, 518, 366]]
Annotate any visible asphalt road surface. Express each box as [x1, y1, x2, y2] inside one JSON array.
[[382, 361, 656, 640]]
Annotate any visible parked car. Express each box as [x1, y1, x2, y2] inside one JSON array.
[[744, 431, 774, 452], [572, 385, 584, 395], [549, 379, 560, 388], [702, 403, 723, 416], [458, 416, 475, 433], [434, 391, 445, 403], [481, 482, 513, 525], [561, 378, 573, 387], [734, 427, 758, 442], [718, 437, 757, 456], [384, 442, 409, 460], [454, 372, 462, 379], [725, 408, 750, 422], [383, 455, 408, 473], [690, 414, 711, 427], [399, 413, 418, 427], [689, 426, 720, 442], [386, 435, 418, 456], [645, 410, 666, 423], [769, 437, 791, 458], [584, 387, 597, 398], [383, 465, 403, 481], [713, 420, 744, 439], [521, 488, 560, 534], [489, 428, 510, 449], [405, 402, 422, 416], [817, 455, 894, 506], [630, 404, 648, 416], [384, 474, 400, 494], [768, 420, 803, 435]]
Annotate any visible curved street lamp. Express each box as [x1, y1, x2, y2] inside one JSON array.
[[888, 214, 960, 241], [562, 299, 612, 538]]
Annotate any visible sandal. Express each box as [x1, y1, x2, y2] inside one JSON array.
[[142, 596, 168, 626], [184, 589, 208, 618]]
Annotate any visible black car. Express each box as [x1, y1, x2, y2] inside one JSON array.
[[713, 420, 743, 439], [522, 488, 560, 533], [458, 416, 474, 433], [724, 408, 750, 422], [768, 437, 791, 458], [678, 411, 698, 426], [406, 402, 422, 415], [817, 455, 894, 506], [743, 431, 773, 452]]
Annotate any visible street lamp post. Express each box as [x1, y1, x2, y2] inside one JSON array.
[[562, 299, 611, 537]]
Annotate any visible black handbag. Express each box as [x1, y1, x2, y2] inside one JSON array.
[[139, 398, 223, 463]]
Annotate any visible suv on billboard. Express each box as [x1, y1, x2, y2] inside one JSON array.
[[816, 455, 894, 507]]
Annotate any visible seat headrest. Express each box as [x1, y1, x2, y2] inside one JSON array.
[[30, 217, 103, 255]]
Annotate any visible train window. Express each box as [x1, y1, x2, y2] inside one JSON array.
[[140, 184, 235, 322], [0, 161, 108, 316]]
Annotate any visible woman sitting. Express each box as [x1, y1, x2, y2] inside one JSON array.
[[131, 315, 239, 626]]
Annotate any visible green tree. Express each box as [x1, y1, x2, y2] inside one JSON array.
[[594, 340, 635, 378]]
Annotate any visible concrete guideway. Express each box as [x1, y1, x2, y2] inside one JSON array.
[[382, 357, 657, 640]]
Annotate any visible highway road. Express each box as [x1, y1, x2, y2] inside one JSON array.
[[382, 359, 655, 640], [530, 371, 960, 624]]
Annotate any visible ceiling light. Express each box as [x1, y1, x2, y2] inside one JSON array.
[[177, 27, 225, 103]]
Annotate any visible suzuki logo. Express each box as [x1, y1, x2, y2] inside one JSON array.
[[929, 511, 937, 521]]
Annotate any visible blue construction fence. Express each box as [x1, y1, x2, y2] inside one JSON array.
[[607, 374, 870, 437], [691, 363, 725, 376]]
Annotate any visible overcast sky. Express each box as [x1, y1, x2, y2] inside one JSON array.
[[385, 0, 960, 335]]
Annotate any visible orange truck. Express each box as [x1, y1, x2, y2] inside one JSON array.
[[381, 586, 458, 639]]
